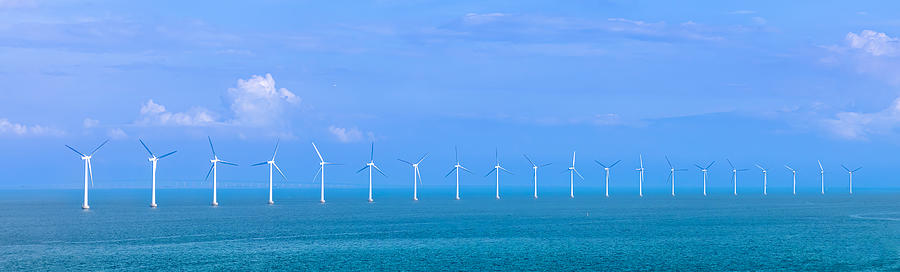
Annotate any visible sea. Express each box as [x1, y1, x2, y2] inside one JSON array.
[[1, 187, 898, 271]]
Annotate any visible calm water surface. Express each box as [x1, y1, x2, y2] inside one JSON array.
[[0, 188, 898, 271]]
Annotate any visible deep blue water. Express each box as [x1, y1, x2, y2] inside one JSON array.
[[1, 188, 898, 271]]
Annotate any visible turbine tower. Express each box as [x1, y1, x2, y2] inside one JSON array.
[[204, 137, 238, 206], [818, 160, 825, 195], [595, 160, 621, 197], [665, 156, 687, 196], [65, 139, 109, 209], [485, 149, 513, 200], [635, 154, 644, 197], [445, 147, 471, 200], [567, 151, 585, 198], [356, 142, 386, 202], [785, 164, 797, 195], [399, 153, 427, 201], [726, 159, 748, 196], [694, 161, 715, 196], [311, 142, 338, 203], [841, 164, 861, 195], [755, 164, 768, 196], [523, 154, 551, 199], [139, 139, 176, 208], [251, 140, 288, 204]]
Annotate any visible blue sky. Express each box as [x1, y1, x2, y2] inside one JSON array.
[[1, 0, 899, 192]]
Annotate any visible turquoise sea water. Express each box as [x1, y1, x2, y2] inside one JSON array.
[[1, 188, 898, 271]]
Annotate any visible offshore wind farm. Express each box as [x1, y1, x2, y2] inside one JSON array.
[[3, 1, 900, 271]]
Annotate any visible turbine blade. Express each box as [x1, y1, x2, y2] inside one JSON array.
[[208, 137, 217, 156], [356, 165, 370, 173], [416, 153, 429, 164], [817, 160, 823, 171], [784, 165, 794, 171], [694, 164, 703, 169], [373, 165, 387, 176], [219, 161, 239, 166], [639, 154, 644, 168], [755, 164, 765, 171], [273, 163, 288, 181], [89, 139, 109, 156], [311, 142, 324, 162], [139, 139, 154, 157], [573, 168, 584, 180], [65, 145, 85, 157], [595, 160, 607, 168], [571, 151, 576, 166], [706, 161, 716, 169], [609, 160, 621, 168], [677, 168, 688, 171], [311, 166, 322, 183], [445, 167, 457, 177], [272, 139, 280, 160], [852, 167, 862, 172], [158, 150, 177, 159], [738, 169, 750, 171], [540, 163, 553, 167], [416, 168, 423, 185], [485, 168, 497, 177], [398, 159, 413, 165], [204, 163, 214, 181], [841, 164, 850, 172], [523, 154, 536, 167], [665, 156, 673, 168], [500, 167, 514, 175], [251, 161, 269, 166], [666, 171, 673, 183], [460, 166, 473, 173], [88, 159, 94, 187]]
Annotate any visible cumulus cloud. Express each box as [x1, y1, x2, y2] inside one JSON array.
[[822, 98, 900, 140], [83, 118, 99, 128], [107, 128, 128, 139], [0, 118, 64, 136], [228, 73, 300, 126], [328, 126, 367, 143], [846, 30, 900, 57], [137, 99, 216, 126]]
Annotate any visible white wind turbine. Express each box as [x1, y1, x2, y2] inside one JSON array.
[[755, 164, 768, 196], [785, 164, 798, 195], [841, 164, 861, 195], [251, 140, 288, 205], [139, 139, 176, 208], [444, 147, 471, 200], [485, 149, 513, 200], [65, 139, 109, 209], [523, 154, 551, 199], [635, 154, 645, 197], [694, 161, 716, 196], [204, 137, 238, 206], [356, 142, 386, 202], [311, 142, 338, 203], [399, 153, 427, 201], [567, 151, 584, 198], [665, 156, 688, 197], [726, 159, 748, 196], [594, 159, 621, 197], [818, 160, 825, 195]]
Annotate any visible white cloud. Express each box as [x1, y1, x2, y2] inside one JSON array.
[[328, 126, 364, 143], [83, 118, 99, 128], [0, 118, 64, 136], [846, 30, 900, 57], [462, 13, 507, 25], [107, 128, 128, 139], [822, 98, 900, 140], [137, 99, 216, 126], [228, 73, 300, 126]]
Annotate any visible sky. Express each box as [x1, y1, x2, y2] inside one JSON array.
[[1, 0, 899, 193]]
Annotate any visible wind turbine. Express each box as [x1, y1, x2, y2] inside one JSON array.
[[311, 142, 338, 203], [694, 161, 715, 196], [356, 142, 386, 202], [567, 151, 584, 198], [595, 159, 621, 197], [818, 160, 825, 195], [444, 147, 471, 200], [399, 153, 427, 201], [523, 154, 551, 199], [65, 139, 109, 209], [251, 140, 288, 205], [665, 156, 688, 197], [139, 139, 176, 207], [635, 154, 645, 197], [785, 164, 797, 195], [755, 164, 768, 196], [726, 159, 748, 196], [841, 164, 861, 195], [204, 137, 238, 206], [485, 148, 513, 200]]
